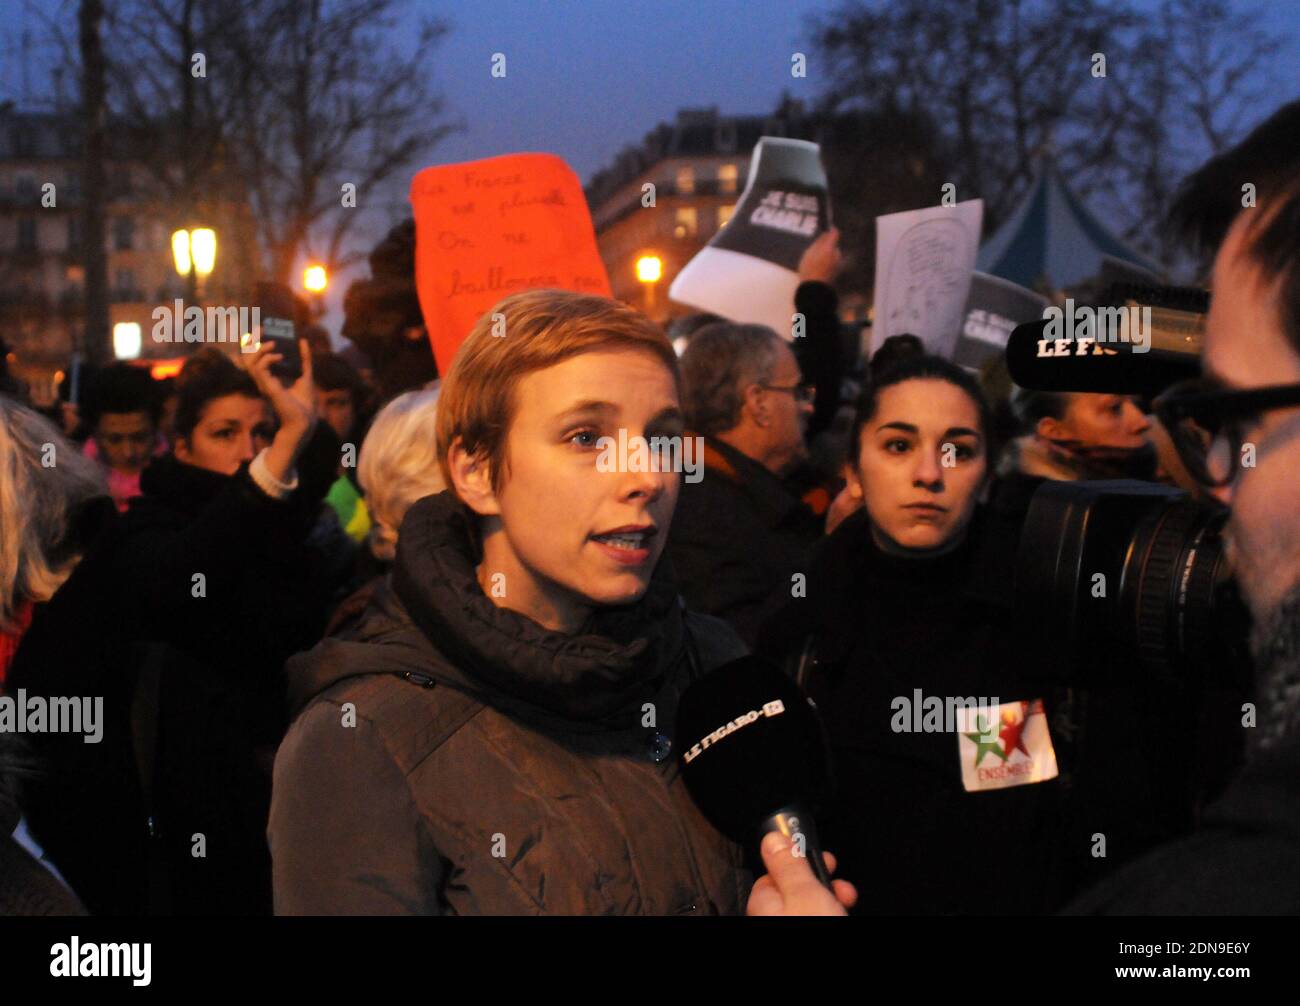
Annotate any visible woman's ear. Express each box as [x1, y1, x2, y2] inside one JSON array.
[[174, 436, 192, 464], [1036, 414, 1063, 442], [843, 459, 864, 500], [447, 437, 501, 517]]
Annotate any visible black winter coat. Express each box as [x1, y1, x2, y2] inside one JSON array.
[[9, 428, 340, 915], [1065, 588, 1300, 915], [759, 505, 1206, 913], [0, 733, 85, 916], [270, 491, 751, 915], [758, 506, 1072, 914], [1064, 734, 1300, 914], [667, 436, 823, 649]]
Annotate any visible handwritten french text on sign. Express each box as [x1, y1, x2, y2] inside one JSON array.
[[870, 199, 983, 360], [411, 153, 611, 374]]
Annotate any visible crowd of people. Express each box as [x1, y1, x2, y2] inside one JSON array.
[[0, 99, 1298, 916]]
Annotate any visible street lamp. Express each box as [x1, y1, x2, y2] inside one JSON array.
[[190, 229, 216, 280], [113, 322, 142, 360], [303, 263, 328, 318], [172, 227, 217, 301], [635, 254, 662, 318], [304, 264, 327, 293], [171, 230, 192, 277]]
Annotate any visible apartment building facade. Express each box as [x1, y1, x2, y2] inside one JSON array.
[[584, 101, 820, 322], [0, 103, 257, 399]]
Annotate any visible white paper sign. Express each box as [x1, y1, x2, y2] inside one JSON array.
[[871, 199, 984, 359]]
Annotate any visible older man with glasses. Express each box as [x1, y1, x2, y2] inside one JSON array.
[[668, 321, 824, 649]]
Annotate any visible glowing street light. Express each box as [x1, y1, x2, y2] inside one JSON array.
[[636, 254, 663, 319], [171, 230, 192, 277], [304, 264, 328, 293], [113, 321, 142, 360], [172, 227, 217, 300], [190, 228, 216, 279], [636, 255, 662, 283]]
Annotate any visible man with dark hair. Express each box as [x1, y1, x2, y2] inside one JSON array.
[[311, 352, 367, 445], [341, 220, 439, 400], [668, 321, 823, 647], [1063, 99, 1300, 914], [82, 363, 162, 512]]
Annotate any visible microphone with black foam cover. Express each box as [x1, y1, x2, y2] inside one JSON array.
[[674, 655, 834, 889], [1005, 319, 1202, 396]]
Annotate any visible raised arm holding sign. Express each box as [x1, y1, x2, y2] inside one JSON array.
[[669, 137, 832, 339]]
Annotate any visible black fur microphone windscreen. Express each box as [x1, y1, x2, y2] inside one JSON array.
[[673, 655, 830, 844]]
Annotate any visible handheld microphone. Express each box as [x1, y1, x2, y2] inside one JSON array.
[[674, 655, 834, 889], [1006, 319, 1201, 396]]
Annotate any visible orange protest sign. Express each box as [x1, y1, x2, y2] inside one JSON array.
[[410, 153, 612, 375]]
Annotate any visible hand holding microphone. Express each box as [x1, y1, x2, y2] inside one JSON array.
[[747, 831, 857, 916], [674, 655, 855, 916]]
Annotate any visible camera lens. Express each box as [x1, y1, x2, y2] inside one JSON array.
[[1015, 479, 1252, 687]]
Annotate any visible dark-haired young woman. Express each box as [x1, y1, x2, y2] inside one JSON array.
[[759, 356, 1078, 914], [761, 354, 1205, 913], [11, 345, 342, 915]]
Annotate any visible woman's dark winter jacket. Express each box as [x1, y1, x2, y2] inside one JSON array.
[[758, 504, 1206, 914], [9, 427, 341, 915], [758, 506, 1071, 914], [270, 490, 752, 915]]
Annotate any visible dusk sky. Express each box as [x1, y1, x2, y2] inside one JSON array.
[[400, 0, 1298, 183], [2, 0, 1296, 325], [8, 0, 1296, 185], [414, 0, 833, 180]]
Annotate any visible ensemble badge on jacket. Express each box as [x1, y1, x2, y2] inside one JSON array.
[[955, 699, 1058, 792]]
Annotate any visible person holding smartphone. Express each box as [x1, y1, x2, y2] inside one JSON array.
[[10, 343, 341, 915]]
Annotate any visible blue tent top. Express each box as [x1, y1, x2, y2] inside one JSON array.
[[977, 158, 1162, 291]]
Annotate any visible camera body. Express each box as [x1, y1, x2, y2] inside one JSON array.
[[1005, 284, 1252, 688]]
